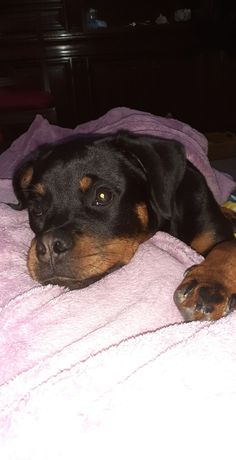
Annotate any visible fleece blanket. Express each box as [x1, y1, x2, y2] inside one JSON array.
[[0, 106, 235, 202], [0, 108, 236, 459]]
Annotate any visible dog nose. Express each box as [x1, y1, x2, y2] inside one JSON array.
[[36, 231, 73, 261]]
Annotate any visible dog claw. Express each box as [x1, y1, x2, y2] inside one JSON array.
[[229, 293, 236, 311], [174, 276, 233, 321], [183, 265, 198, 277], [174, 279, 197, 305], [195, 298, 213, 314]]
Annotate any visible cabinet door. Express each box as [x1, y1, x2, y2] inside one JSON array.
[[0, 1, 67, 34], [47, 59, 76, 127], [72, 58, 92, 124], [49, 58, 92, 127], [87, 52, 204, 130]]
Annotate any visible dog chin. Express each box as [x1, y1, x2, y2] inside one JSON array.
[[40, 269, 120, 290], [40, 275, 98, 290]]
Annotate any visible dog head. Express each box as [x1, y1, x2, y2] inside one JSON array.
[[12, 132, 186, 288]]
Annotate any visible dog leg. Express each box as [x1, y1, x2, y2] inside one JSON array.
[[174, 240, 236, 321]]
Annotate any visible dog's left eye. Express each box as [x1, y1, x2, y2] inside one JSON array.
[[28, 201, 43, 217], [95, 187, 113, 206]]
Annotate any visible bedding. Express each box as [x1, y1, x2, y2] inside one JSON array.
[[0, 107, 236, 459]]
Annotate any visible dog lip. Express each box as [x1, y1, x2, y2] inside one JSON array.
[[42, 275, 80, 287], [40, 269, 115, 290], [41, 274, 97, 290]]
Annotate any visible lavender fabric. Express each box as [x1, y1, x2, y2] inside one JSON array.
[[0, 108, 236, 459], [0, 106, 235, 202], [0, 184, 236, 458]]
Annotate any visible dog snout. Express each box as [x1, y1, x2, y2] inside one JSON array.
[[36, 230, 73, 262]]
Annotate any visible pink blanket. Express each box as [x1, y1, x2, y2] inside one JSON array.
[[0, 108, 236, 459]]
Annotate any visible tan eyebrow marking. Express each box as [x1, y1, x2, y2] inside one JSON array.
[[135, 203, 149, 229], [20, 166, 33, 189], [79, 176, 92, 192], [34, 183, 45, 195]]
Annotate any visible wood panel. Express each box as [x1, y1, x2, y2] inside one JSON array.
[[0, 0, 67, 34], [47, 59, 75, 127]]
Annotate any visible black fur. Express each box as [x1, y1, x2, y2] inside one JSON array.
[[11, 132, 234, 288]]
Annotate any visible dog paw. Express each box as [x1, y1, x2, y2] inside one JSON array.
[[174, 266, 236, 321]]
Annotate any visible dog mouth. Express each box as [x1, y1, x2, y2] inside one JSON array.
[[41, 275, 84, 289], [40, 264, 124, 290]]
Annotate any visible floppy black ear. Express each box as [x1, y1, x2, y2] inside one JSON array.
[[8, 143, 52, 210], [116, 133, 186, 219], [8, 161, 34, 210]]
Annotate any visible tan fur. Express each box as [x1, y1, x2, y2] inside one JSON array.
[[27, 239, 38, 280], [27, 233, 149, 284], [190, 231, 216, 254], [20, 166, 33, 189], [34, 183, 45, 195], [135, 203, 149, 229], [79, 176, 92, 192]]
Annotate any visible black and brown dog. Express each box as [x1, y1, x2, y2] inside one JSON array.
[[10, 132, 236, 321]]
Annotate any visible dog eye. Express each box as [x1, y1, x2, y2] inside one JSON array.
[[28, 201, 43, 217], [95, 187, 113, 206]]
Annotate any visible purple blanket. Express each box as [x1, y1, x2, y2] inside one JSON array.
[[0, 106, 235, 202], [0, 108, 235, 459]]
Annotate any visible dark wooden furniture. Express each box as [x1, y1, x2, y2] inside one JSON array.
[[0, 1, 236, 142], [0, 34, 57, 129]]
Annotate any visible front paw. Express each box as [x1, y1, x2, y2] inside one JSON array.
[[174, 267, 236, 321]]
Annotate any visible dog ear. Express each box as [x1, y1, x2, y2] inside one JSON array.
[[116, 133, 186, 220], [8, 161, 34, 210], [7, 143, 52, 210]]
